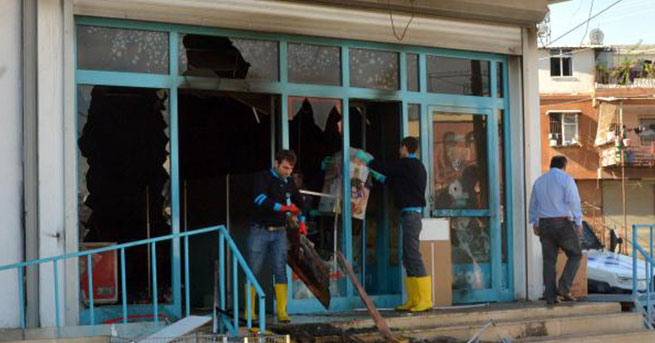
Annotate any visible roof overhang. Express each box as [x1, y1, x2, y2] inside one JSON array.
[[281, 0, 553, 26]]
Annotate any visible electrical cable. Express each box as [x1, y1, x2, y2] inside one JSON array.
[[388, 0, 416, 41], [548, 0, 624, 47], [579, 0, 595, 45]]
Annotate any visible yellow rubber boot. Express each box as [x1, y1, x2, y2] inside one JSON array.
[[274, 283, 290, 323], [243, 285, 257, 320], [395, 277, 418, 311], [410, 276, 433, 312]]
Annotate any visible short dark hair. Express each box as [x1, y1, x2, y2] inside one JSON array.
[[401, 136, 419, 154], [550, 155, 567, 169], [275, 149, 297, 165]]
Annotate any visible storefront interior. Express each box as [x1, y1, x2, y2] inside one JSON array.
[[75, 17, 513, 323]]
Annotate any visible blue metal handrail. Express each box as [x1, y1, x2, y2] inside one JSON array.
[[632, 224, 655, 329], [217, 227, 266, 335], [0, 225, 266, 335]]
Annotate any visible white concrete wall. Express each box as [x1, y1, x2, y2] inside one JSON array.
[[37, 0, 66, 328], [0, 0, 24, 329], [538, 48, 596, 94], [523, 28, 544, 301]]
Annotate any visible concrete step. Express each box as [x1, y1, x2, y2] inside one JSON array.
[[328, 312, 645, 343], [520, 329, 655, 343], [332, 302, 622, 331]]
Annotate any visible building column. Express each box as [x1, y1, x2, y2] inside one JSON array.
[[37, 0, 66, 327], [0, 0, 26, 329], [521, 27, 543, 301]]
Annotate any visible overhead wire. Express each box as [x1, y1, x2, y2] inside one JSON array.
[[579, 0, 595, 45], [548, 0, 624, 47]]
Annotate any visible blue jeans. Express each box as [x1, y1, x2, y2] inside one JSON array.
[[247, 224, 288, 284], [401, 212, 427, 277]]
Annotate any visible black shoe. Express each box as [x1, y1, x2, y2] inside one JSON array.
[[557, 291, 577, 302], [546, 298, 561, 305]]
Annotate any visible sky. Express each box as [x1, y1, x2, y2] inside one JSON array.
[[546, 0, 655, 47]]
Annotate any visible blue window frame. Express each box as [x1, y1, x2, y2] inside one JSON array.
[[74, 15, 513, 318]]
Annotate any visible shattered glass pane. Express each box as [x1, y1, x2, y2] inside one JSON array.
[[77, 25, 169, 74], [179, 34, 278, 81], [288, 43, 341, 86], [349, 48, 399, 90], [450, 217, 492, 290]]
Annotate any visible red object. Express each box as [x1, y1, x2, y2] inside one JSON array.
[[298, 221, 308, 236], [80, 243, 118, 305], [280, 203, 300, 215]]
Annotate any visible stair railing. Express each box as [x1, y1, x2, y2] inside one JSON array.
[[0, 225, 265, 335], [217, 226, 266, 335], [632, 224, 655, 329]]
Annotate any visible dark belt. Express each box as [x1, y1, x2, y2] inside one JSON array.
[[400, 211, 421, 216], [540, 217, 571, 222]]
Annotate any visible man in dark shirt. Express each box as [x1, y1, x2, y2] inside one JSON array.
[[356, 137, 431, 312], [245, 150, 307, 323]]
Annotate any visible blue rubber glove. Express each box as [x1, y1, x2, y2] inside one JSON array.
[[321, 156, 333, 171], [355, 149, 373, 165], [370, 169, 386, 183]]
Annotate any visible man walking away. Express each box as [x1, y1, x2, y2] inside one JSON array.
[[529, 155, 583, 305], [356, 136, 431, 312], [245, 150, 307, 322]]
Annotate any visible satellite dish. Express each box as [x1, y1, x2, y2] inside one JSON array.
[[589, 28, 604, 45]]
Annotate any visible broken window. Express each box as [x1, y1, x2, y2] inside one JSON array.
[[77, 85, 171, 303], [550, 49, 572, 77], [179, 34, 278, 80], [548, 112, 579, 146]]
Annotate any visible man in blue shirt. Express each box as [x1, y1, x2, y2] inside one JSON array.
[[529, 156, 583, 305]]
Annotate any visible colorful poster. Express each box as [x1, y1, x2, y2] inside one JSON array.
[[319, 148, 372, 220]]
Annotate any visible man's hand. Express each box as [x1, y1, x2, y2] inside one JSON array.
[[279, 203, 301, 215], [298, 221, 308, 236], [533, 226, 540, 236]]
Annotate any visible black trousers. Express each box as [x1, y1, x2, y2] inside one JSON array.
[[401, 212, 427, 277], [539, 218, 582, 302]]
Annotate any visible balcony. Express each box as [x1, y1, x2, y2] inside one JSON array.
[[600, 144, 655, 167]]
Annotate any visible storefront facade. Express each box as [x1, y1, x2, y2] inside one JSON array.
[[0, 0, 550, 328]]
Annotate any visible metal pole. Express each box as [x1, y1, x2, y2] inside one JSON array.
[[333, 191, 341, 274], [183, 180, 188, 232], [620, 101, 628, 255], [225, 174, 231, 304], [147, 186, 152, 297], [226, 174, 230, 232]]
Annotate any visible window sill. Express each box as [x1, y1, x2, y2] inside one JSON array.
[[550, 144, 582, 148], [551, 76, 578, 81]]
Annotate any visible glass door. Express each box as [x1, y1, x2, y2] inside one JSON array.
[[428, 106, 507, 303]]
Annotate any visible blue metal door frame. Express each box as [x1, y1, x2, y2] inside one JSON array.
[[73, 15, 513, 317]]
